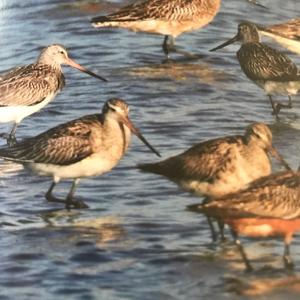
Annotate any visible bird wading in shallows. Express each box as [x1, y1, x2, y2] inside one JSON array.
[[91, 0, 266, 59], [189, 170, 300, 271], [0, 98, 160, 209], [138, 123, 290, 240], [0, 44, 107, 146], [210, 22, 300, 120], [91, 0, 222, 59]]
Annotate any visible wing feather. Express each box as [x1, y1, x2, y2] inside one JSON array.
[[0, 114, 103, 165], [0, 64, 64, 106], [237, 43, 299, 82], [204, 171, 300, 219], [92, 0, 207, 22], [150, 136, 244, 183]]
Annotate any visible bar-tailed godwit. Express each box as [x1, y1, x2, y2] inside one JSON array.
[[0, 98, 160, 209], [91, 0, 266, 58], [139, 123, 290, 199], [256, 18, 300, 55], [0, 44, 107, 146], [190, 169, 300, 271], [210, 22, 300, 119], [139, 123, 289, 240], [91, 0, 221, 58]]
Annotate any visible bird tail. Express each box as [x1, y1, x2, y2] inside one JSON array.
[[91, 15, 138, 27], [0, 142, 34, 163], [137, 162, 166, 176]]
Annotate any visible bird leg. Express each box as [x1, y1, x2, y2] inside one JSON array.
[[269, 95, 293, 119], [217, 220, 226, 242], [0, 123, 18, 146], [230, 229, 253, 272], [65, 179, 89, 209], [45, 180, 89, 209], [268, 95, 280, 120], [162, 35, 176, 59], [283, 237, 294, 269], [275, 96, 293, 113], [207, 216, 218, 242], [45, 181, 67, 204]]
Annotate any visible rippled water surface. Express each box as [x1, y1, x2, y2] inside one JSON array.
[[0, 0, 300, 299]]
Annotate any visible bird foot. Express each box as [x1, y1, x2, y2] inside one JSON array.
[[46, 193, 89, 209], [65, 200, 89, 210], [271, 102, 292, 117]]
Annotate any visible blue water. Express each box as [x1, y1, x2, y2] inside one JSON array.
[[0, 0, 299, 299]]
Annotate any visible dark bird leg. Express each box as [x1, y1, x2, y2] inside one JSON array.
[[230, 229, 253, 272], [45, 180, 88, 209], [45, 181, 66, 204], [207, 216, 218, 242], [283, 237, 294, 269], [0, 123, 18, 146], [269, 95, 293, 119], [65, 179, 89, 209], [268, 95, 280, 120], [274, 95, 293, 115], [162, 35, 175, 59], [8, 123, 18, 146], [217, 220, 226, 241], [288, 95, 293, 109]]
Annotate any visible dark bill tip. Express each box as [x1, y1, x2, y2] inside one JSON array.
[[81, 68, 108, 82], [247, 0, 267, 9], [66, 58, 108, 82], [122, 116, 161, 157]]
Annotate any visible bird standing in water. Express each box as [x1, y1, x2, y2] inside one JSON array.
[[91, 0, 221, 58], [138, 123, 290, 240], [210, 22, 300, 119], [0, 44, 107, 146], [0, 98, 160, 209], [190, 170, 300, 271]]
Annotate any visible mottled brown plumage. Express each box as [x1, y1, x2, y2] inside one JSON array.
[[237, 43, 299, 82], [0, 44, 106, 145], [210, 21, 300, 118], [91, 0, 221, 57], [0, 64, 65, 107], [191, 170, 300, 270], [0, 98, 160, 209], [199, 171, 300, 219], [139, 123, 290, 198]]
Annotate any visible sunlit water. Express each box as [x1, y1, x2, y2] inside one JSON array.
[[0, 0, 299, 299]]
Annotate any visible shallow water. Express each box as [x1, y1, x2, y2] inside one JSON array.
[[0, 0, 300, 299]]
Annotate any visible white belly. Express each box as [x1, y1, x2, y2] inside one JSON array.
[[27, 152, 120, 181], [0, 92, 57, 124], [263, 81, 300, 96]]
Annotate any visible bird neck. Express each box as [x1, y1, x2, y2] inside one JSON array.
[[102, 115, 131, 156]]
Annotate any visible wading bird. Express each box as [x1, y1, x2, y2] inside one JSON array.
[[138, 123, 290, 240], [210, 22, 300, 119], [190, 169, 300, 271], [0, 44, 107, 145], [0, 98, 160, 209]]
